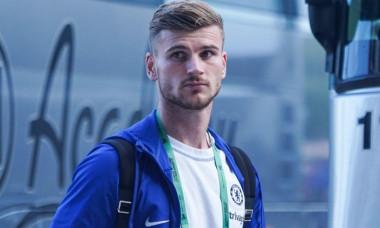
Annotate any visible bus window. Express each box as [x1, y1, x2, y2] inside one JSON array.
[[109, 0, 162, 6], [207, 0, 280, 13], [342, 0, 380, 80]]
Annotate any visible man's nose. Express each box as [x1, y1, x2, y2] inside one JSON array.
[[186, 56, 204, 75]]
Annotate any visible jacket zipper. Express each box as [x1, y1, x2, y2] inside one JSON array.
[[139, 149, 181, 227]]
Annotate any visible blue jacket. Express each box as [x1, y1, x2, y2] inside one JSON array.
[[51, 110, 265, 227]]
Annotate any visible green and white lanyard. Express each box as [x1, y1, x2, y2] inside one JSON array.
[[155, 111, 229, 228]]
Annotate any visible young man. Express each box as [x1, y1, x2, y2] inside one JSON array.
[[51, 1, 265, 227]]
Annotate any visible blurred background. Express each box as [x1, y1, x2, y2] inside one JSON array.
[[0, 0, 328, 227]]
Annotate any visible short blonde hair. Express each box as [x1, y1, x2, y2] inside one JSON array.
[[149, 0, 224, 51]]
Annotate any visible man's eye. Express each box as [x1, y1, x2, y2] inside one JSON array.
[[200, 51, 213, 58], [171, 52, 187, 60]]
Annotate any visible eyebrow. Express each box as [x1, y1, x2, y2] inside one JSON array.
[[202, 45, 220, 51], [165, 44, 220, 54]]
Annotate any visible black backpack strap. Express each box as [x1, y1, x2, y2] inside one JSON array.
[[229, 145, 256, 224], [102, 137, 135, 228]]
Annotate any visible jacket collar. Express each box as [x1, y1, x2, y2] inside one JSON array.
[[116, 109, 244, 184], [117, 110, 172, 176]]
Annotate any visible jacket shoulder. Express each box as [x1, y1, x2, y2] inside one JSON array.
[[51, 144, 119, 227]]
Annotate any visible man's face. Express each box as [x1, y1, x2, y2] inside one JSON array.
[[146, 25, 227, 110]]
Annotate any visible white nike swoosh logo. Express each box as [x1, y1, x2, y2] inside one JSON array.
[[145, 217, 170, 227]]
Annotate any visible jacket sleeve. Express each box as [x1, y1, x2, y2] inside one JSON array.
[[247, 165, 266, 228], [50, 145, 119, 228]]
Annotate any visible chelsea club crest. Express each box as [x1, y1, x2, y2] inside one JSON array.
[[230, 184, 244, 205]]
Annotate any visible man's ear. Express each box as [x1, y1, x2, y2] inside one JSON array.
[[221, 51, 227, 79], [146, 53, 158, 81]]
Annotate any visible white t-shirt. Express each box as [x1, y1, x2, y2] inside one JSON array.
[[169, 136, 245, 228]]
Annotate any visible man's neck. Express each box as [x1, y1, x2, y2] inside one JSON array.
[[157, 103, 212, 149]]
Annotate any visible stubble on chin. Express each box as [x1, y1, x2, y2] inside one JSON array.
[[158, 79, 221, 111]]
